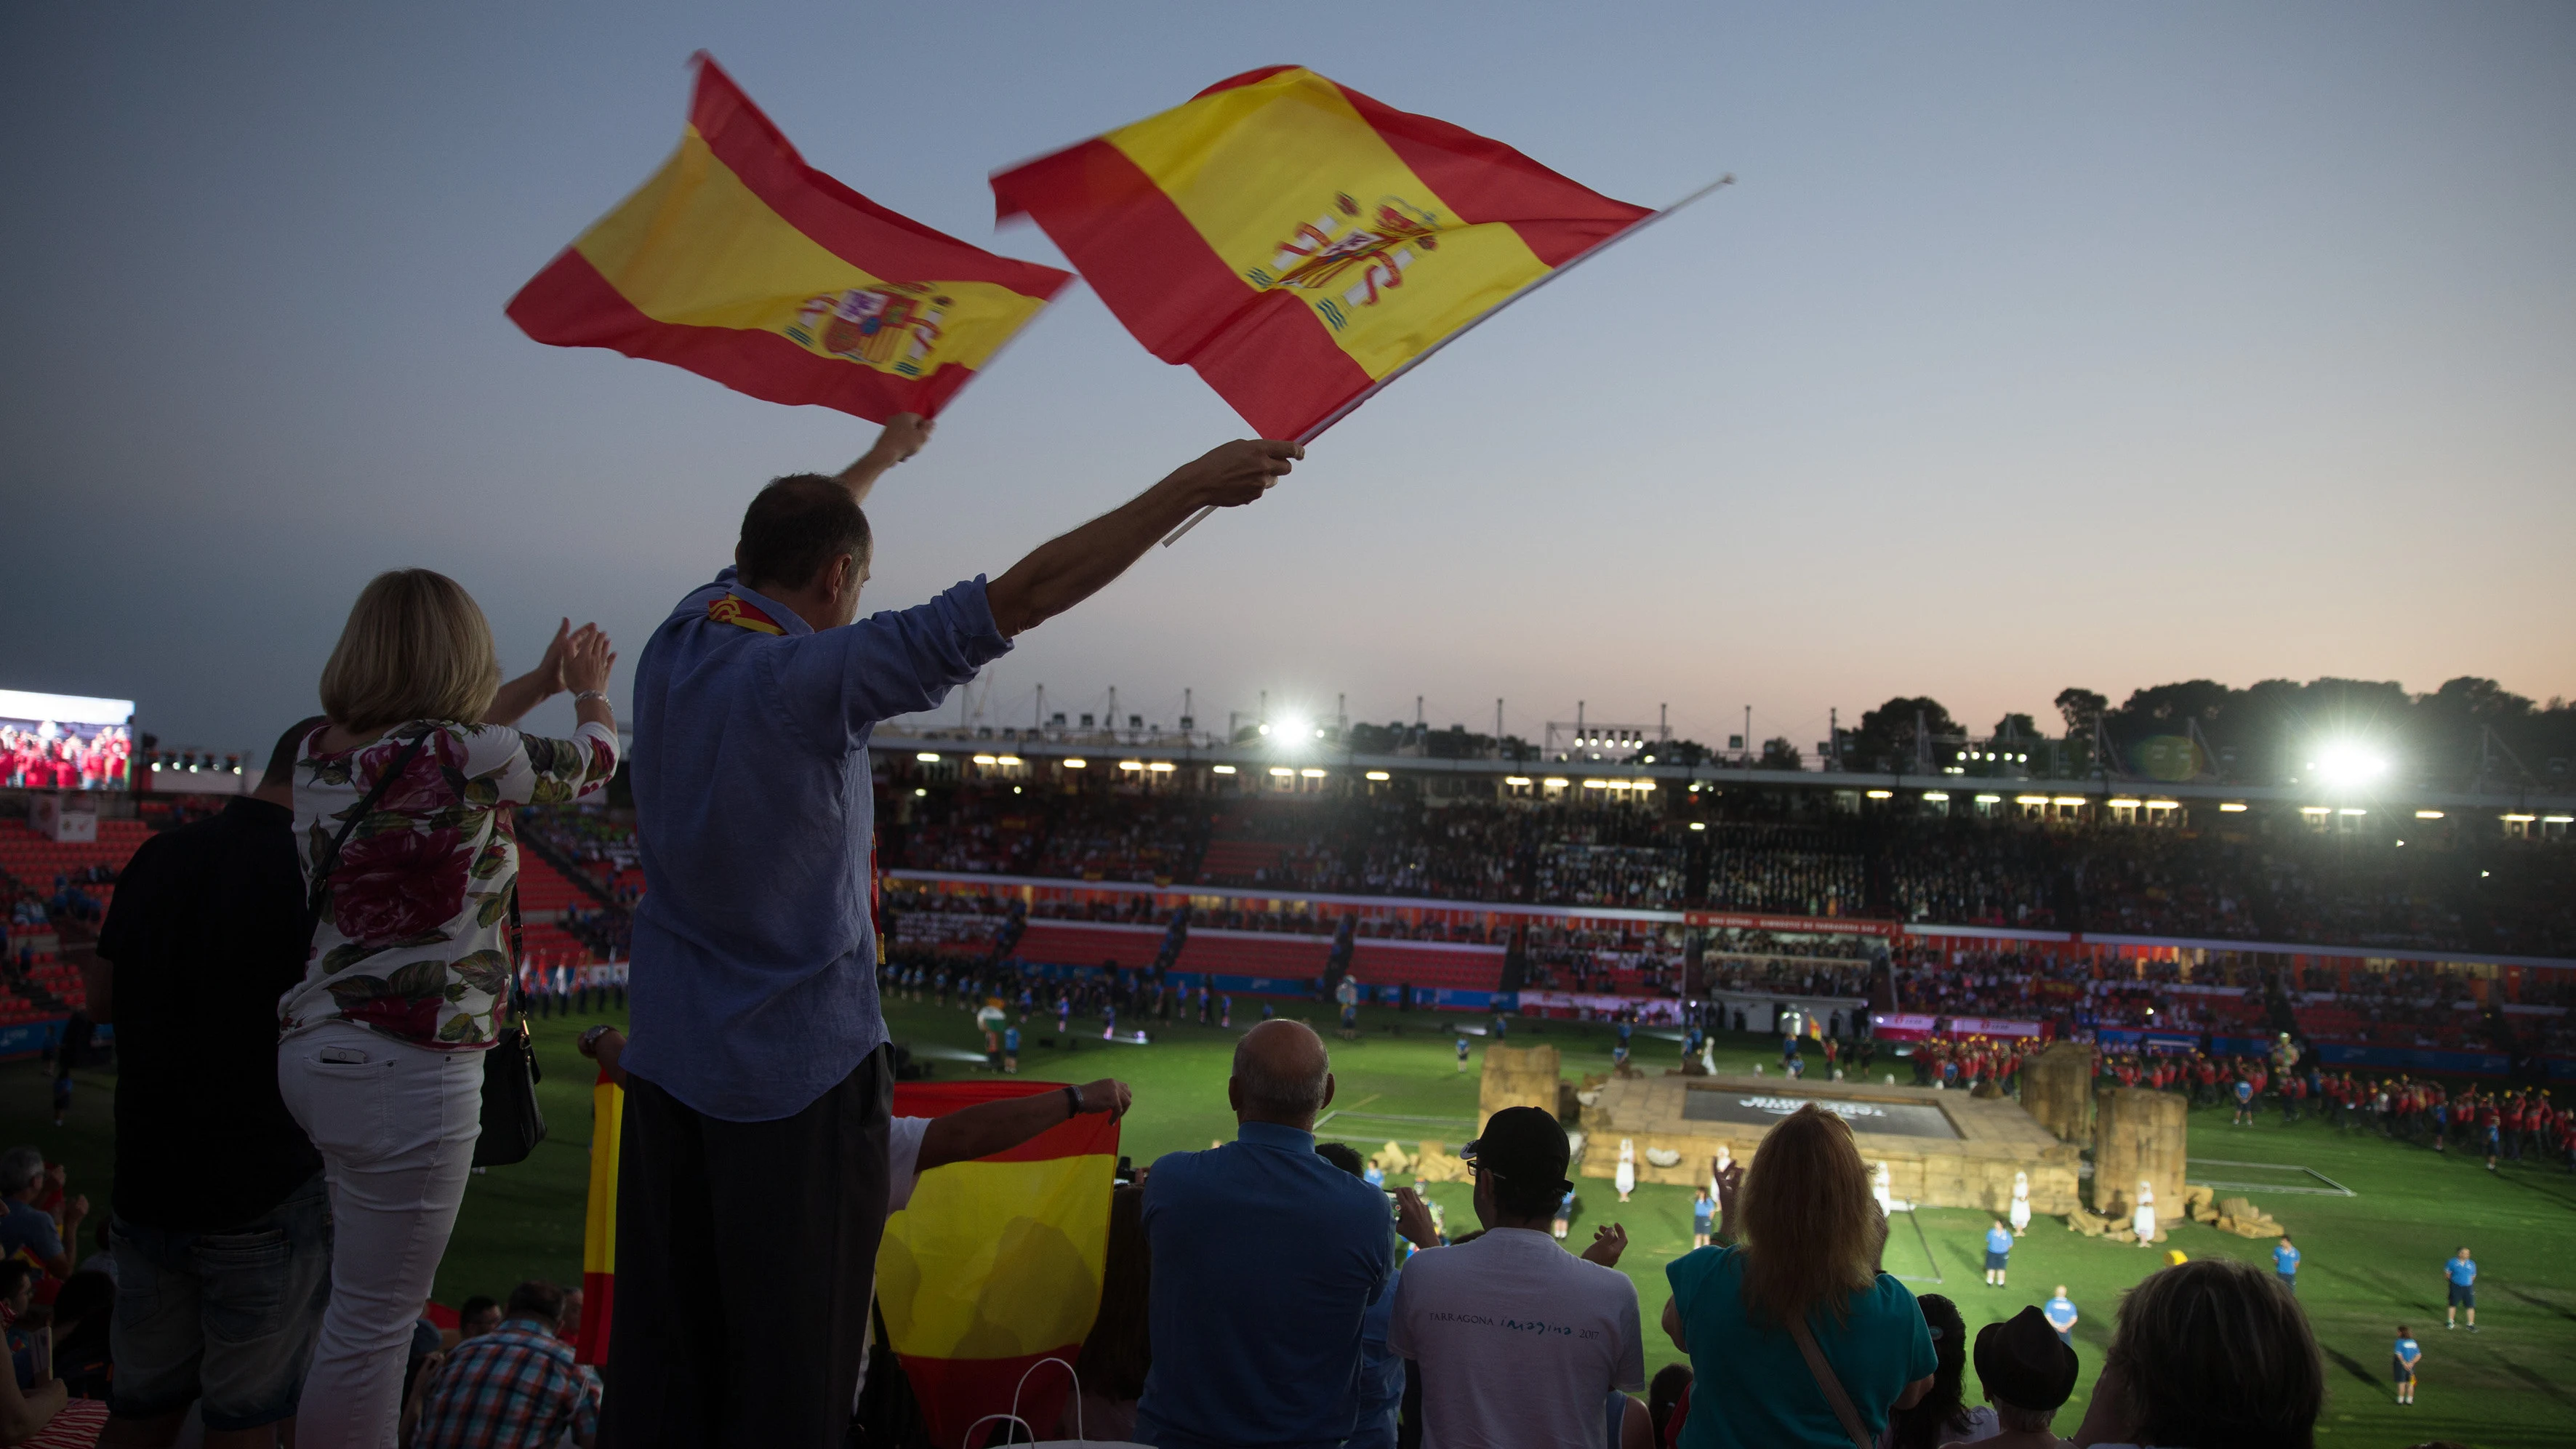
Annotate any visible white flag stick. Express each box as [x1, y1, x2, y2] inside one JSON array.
[[1161, 173, 1736, 547]]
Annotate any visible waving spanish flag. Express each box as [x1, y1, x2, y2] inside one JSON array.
[[879, 1079, 1118, 1448], [992, 65, 1653, 441], [510, 55, 1071, 420]]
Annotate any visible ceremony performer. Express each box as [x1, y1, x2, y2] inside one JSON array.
[[603, 415, 1298, 1448]]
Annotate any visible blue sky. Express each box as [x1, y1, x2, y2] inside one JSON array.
[[3, 2, 2569, 755]]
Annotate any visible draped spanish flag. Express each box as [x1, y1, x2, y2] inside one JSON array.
[[991, 65, 1653, 441], [880, 1080, 1118, 1448], [510, 55, 1071, 420], [574, 1070, 622, 1366]]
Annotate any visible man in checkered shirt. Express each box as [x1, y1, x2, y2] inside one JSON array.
[[412, 1280, 598, 1448]]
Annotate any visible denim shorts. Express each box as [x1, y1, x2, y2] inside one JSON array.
[[108, 1174, 333, 1430]]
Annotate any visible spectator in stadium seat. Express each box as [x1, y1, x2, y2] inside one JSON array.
[[1314, 1143, 1439, 1449], [2067, 1258, 2321, 1449], [409, 1281, 597, 1449], [1136, 1020, 1388, 1449], [607, 414, 1295, 1449], [91, 718, 334, 1449], [1661, 1104, 1934, 1448], [0, 1151, 80, 1284], [457, 1298, 502, 1342], [280, 571, 619, 1449], [1389, 1106, 1645, 1449], [1881, 1293, 1991, 1449]]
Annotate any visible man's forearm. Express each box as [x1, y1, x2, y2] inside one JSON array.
[[835, 414, 932, 506], [985, 438, 1297, 637], [917, 1091, 1072, 1172]]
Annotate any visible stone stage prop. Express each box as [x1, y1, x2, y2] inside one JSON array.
[[1578, 1072, 2081, 1214]]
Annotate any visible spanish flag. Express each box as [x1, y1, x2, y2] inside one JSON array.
[[879, 1079, 1118, 1448], [992, 65, 1653, 441], [510, 55, 1070, 421], [574, 1069, 622, 1366]]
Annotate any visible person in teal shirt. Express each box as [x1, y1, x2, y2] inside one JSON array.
[[2393, 1324, 2420, 1405], [1662, 1105, 1935, 1448], [2272, 1235, 2300, 1293]]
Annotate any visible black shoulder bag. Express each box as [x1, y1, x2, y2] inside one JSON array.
[[473, 886, 546, 1168]]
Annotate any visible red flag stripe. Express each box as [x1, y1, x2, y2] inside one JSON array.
[[1331, 80, 1652, 268], [891, 1077, 1122, 1163], [896, 1346, 1083, 1447], [686, 57, 1070, 299], [506, 249, 990, 417], [989, 137, 1371, 438]]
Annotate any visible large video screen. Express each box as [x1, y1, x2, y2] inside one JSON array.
[[0, 689, 136, 792]]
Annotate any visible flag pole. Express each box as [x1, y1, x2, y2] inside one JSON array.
[[1161, 172, 1736, 547]]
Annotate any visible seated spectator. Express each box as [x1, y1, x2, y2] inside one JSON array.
[[1060, 1183, 1152, 1442], [0, 1151, 80, 1283], [1647, 1364, 1692, 1448], [1389, 1106, 1644, 1448], [1885, 1293, 1994, 1449], [42, 1271, 111, 1403], [408, 1281, 597, 1449], [1314, 1143, 1440, 1449], [457, 1296, 503, 1341], [2068, 1258, 2321, 1449], [1962, 1306, 2076, 1448], [1661, 1104, 1933, 1448], [1136, 1021, 1392, 1449]]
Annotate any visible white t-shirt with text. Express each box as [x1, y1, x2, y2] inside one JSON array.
[[1387, 1227, 1644, 1449]]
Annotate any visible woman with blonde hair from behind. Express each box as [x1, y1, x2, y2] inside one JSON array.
[[277, 569, 620, 1448], [1660, 1104, 1935, 1448]]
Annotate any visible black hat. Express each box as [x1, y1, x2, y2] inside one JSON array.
[[1975, 1306, 2079, 1412], [1460, 1106, 1572, 1192]]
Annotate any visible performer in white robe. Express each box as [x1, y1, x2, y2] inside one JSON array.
[[2009, 1169, 2032, 1236], [2132, 1179, 2157, 1245], [1615, 1138, 1637, 1202]]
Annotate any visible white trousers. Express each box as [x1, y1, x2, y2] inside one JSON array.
[[278, 1021, 484, 1449]]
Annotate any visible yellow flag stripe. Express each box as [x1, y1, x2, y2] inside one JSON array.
[[876, 1152, 1114, 1359], [582, 1078, 622, 1275], [571, 128, 1050, 375], [1103, 68, 1552, 380]]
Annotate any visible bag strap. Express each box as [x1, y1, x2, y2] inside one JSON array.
[[1785, 1311, 1875, 1449], [303, 727, 436, 939]]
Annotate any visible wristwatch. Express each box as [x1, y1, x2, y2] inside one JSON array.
[[1064, 1084, 1083, 1118], [579, 1024, 612, 1056]]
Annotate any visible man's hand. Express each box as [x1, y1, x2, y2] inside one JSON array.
[[1076, 1078, 1132, 1120], [63, 1194, 87, 1221], [1394, 1185, 1441, 1251], [1581, 1222, 1628, 1268], [835, 412, 934, 504], [1158, 438, 1301, 512]]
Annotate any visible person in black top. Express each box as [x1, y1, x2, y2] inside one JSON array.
[[94, 718, 333, 1448]]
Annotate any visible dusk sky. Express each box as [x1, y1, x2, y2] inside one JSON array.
[[4, 2, 2569, 757]]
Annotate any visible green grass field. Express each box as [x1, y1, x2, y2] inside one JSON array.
[[18, 1001, 2576, 1447]]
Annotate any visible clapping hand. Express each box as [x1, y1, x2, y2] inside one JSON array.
[[1581, 1222, 1628, 1268]]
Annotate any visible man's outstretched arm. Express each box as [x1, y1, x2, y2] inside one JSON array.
[[986, 438, 1300, 638], [835, 413, 935, 507]]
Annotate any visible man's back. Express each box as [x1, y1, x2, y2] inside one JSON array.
[[1137, 1123, 1392, 1449], [624, 569, 1007, 1120], [95, 798, 321, 1231], [1387, 1229, 1643, 1449], [414, 1318, 597, 1449]]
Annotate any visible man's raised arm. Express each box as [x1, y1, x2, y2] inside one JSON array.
[[986, 438, 1300, 638], [835, 412, 936, 506]]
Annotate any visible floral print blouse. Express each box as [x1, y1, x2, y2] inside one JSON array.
[[282, 719, 619, 1048]]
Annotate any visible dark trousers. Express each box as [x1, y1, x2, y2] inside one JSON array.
[[601, 1045, 892, 1448]]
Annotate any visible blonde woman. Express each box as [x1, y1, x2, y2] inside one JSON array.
[[1660, 1105, 1935, 1448], [277, 569, 619, 1448]]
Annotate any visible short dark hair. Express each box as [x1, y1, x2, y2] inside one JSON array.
[[0, 1261, 35, 1301], [505, 1280, 569, 1327], [460, 1294, 500, 1322], [1315, 1141, 1365, 1177], [738, 474, 870, 593], [1489, 1166, 1564, 1221], [262, 715, 330, 792]]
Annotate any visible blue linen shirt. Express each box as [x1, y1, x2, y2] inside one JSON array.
[[622, 569, 1009, 1121], [1136, 1120, 1395, 1449]]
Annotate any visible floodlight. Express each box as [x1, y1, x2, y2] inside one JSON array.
[[916, 752, 940, 763], [1301, 768, 1326, 779], [2219, 803, 2248, 812], [2052, 797, 2087, 807], [1505, 776, 1532, 786], [1365, 770, 1391, 781], [1257, 723, 1272, 736], [1689, 822, 1706, 831], [1922, 792, 1949, 802], [1149, 761, 1176, 772], [1269, 767, 1294, 777], [2414, 809, 2442, 819], [1212, 764, 1237, 775], [971, 754, 997, 766], [1866, 790, 1893, 799], [996, 755, 1022, 766], [1063, 758, 1088, 768], [2309, 742, 2389, 788]]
